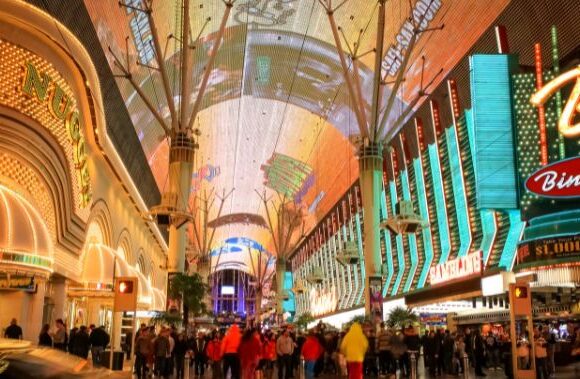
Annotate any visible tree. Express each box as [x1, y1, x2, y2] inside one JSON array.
[[167, 272, 209, 332], [294, 312, 315, 331], [387, 306, 418, 328]]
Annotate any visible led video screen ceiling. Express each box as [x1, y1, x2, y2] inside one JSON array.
[[85, 0, 509, 271]]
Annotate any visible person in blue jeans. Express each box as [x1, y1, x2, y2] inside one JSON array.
[[301, 330, 323, 379]]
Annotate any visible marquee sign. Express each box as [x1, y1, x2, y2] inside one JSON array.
[[517, 234, 580, 264], [429, 251, 482, 285], [524, 157, 580, 198], [0, 275, 36, 292], [309, 285, 338, 317]]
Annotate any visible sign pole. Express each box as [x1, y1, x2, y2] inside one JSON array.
[[508, 282, 536, 379]]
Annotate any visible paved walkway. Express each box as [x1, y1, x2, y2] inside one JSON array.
[[124, 359, 580, 379]]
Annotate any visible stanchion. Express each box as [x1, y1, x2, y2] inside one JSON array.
[[300, 357, 306, 379], [410, 351, 417, 379], [184, 356, 190, 378], [463, 353, 469, 379]]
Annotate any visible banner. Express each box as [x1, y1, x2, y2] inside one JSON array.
[[369, 276, 383, 322]]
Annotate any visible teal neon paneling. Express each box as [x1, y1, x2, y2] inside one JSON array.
[[446, 126, 472, 257], [428, 144, 451, 263], [414, 158, 434, 288], [354, 213, 365, 305], [499, 210, 526, 270], [389, 180, 405, 296], [282, 272, 295, 313], [380, 189, 394, 297], [479, 209, 498, 265], [401, 169, 418, 293], [469, 54, 519, 209]]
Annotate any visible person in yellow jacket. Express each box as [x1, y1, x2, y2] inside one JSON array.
[[340, 322, 368, 379]]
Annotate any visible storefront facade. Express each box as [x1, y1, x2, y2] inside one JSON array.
[[0, 0, 167, 342], [289, 0, 579, 324]]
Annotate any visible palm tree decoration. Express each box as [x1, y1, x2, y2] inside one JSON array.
[[246, 245, 276, 324], [257, 191, 305, 321], [387, 306, 418, 328], [294, 312, 315, 331], [166, 272, 209, 332]]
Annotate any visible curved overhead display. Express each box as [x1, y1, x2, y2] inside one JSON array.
[[85, 0, 510, 254]]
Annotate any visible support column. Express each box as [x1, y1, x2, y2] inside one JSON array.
[[112, 311, 122, 350], [166, 132, 195, 275], [24, 279, 46, 342], [276, 258, 287, 318], [50, 276, 67, 322], [359, 143, 384, 316]]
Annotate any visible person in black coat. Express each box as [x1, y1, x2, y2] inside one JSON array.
[[72, 326, 90, 359], [38, 324, 52, 347], [89, 326, 110, 367], [473, 329, 487, 377]]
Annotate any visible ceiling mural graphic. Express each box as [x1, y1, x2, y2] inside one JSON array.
[[84, 0, 510, 272]]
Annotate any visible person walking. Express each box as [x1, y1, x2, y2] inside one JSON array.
[[4, 318, 23, 340], [206, 332, 224, 379], [89, 325, 110, 367], [52, 319, 67, 351], [135, 327, 153, 379], [535, 332, 549, 379], [377, 323, 393, 375], [38, 324, 52, 347], [261, 333, 277, 379], [191, 331, 208, 377], [301, 330, 324, 379], [239, 329, 262, 379], [339, 322, 368, 379], [153, 327, 170, 378], [473, 329, 487, 377], [221, 324, 242, 379], [71, 325, 90, 358], [276, 329, 295, 379], [173, 333, 188, 379]]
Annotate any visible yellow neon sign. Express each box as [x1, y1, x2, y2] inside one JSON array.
[[530, 65, 580, 138], [21, 61, 91, 206]]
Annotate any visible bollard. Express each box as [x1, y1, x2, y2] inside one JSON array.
[[300, 357, 306, 379], [410, 351, 417, 379], [463, 353, 469, 379], [184, 356, 190, 378]]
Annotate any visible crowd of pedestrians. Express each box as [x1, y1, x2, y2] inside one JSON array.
[[5, 316, 580, 378]]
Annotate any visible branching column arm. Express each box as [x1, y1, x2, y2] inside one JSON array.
[[187, 0, 235, 131]]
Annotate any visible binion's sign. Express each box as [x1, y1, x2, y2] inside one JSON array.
[[525, 157, 580, 198], [429, 251, 482, 285]]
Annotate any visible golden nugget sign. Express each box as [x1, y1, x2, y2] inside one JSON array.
[[20, 61, 91, 206], [429, 251, 482, 285]]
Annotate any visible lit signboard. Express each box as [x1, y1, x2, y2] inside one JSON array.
[[429, 251, 482, 285], [525, 157, 580, 198], [517, 234, 580, 264]]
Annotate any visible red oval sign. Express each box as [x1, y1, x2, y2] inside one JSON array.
[[525, 157, 580, 198]]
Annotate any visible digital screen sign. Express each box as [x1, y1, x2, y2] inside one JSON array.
[[221, 285, 235, 295], [84, 0, 510, 261]]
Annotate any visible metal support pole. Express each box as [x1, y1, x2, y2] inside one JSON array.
[[463, 352, 469, 379], [300, 357, 306, 379], [410, 351, 417, 379], [359, 143, 383, 316], [166, 133, 195, 273]]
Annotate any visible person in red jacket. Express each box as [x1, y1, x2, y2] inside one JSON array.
[[261, 333, 277, 379], [301, 330, 324, 379], [221, 324, 242, 379], [206, 332, 223, 379], [239, 328, 263, 379]]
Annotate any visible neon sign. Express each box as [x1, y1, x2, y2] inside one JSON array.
[[191, 164, 220, 192], [21, 61, 91, 207], [525, 157, 580, 198], [381, 0, 443, 77], [429, 251, 482, 285], [309, 285, 338, 317], [530, 65, 580, 138]]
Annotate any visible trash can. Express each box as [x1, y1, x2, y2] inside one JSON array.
[[100, 350, 124, 370]]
